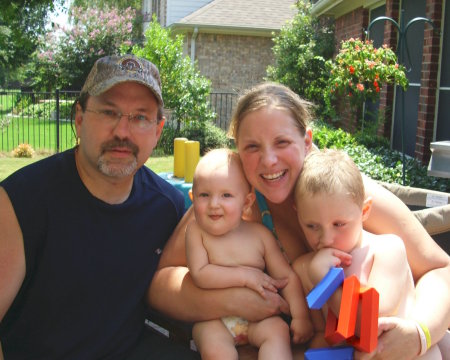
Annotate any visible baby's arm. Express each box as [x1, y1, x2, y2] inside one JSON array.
[[185, 220, 283, 297], [367, 234, 411, 316], [260, 226, 314, 344]]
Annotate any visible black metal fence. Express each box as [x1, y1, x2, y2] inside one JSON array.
[[0, 89, 238, 153]]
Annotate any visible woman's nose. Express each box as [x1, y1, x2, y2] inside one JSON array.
[[261, 148, 277, 166]]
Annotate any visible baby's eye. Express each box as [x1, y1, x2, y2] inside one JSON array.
[[334, 222, 346, 227], [223, 193, 233, 198], [198, 193, 209, 197], [306, 224, 319, 231]]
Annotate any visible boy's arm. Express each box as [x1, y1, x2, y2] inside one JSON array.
[[367, 235, 410, 316]]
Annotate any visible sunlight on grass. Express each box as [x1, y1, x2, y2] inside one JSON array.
[[0, 153, 174, 182]]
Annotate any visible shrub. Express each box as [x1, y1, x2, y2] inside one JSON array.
[[12, 143, 35, 158], [157, 121, 231, 155], [312, 121, 449, 192], [267, 1, 334, 113]]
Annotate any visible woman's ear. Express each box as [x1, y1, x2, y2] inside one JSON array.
[[362, 196, 373, 222], [242, 192, 256, 218]]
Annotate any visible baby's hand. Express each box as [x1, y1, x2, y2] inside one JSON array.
[[309, 248, 352, 285], [290, 316, 314, 344], [242, 266, 286, 299]]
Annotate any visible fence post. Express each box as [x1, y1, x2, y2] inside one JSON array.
[[56, 89, 60, 153]]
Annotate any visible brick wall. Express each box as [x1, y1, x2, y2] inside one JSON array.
[[186, 33, 275, 92], [415, 0, 442, 163]]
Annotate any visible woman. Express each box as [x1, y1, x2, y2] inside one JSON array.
[[150, 83, 450, 359]]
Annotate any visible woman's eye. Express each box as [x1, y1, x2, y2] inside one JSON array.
[[244, 144, 258, 151]]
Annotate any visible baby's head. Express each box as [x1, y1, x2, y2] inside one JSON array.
[[192, 148, 255, 236], [295, 149, 371, 251]]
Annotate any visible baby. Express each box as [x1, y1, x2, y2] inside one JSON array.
[[292, 149, 441, 359], [186, 148, 313, 360]]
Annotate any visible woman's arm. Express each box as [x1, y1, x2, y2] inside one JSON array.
[[147, 207, 289, 322]]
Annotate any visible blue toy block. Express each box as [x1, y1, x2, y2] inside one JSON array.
[[304, 346, 354, 360], [306, 267, 345, 309]]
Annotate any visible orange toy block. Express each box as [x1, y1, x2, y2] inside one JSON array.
[[349, 287, 379, 353], [324, 276, 360, 344]]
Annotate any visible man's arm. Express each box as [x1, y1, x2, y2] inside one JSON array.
[[0, 187, 26, 360], [0, 187, 26, 322]]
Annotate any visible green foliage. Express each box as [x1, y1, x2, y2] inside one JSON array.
[[133, 17, 216, 130], [326, 38, 409, 115], [32, 6, 136, 91], [267, 1, 334, 112], [157, 121, 231, 155], [312, 121, 449, 192], [0, 0, 61, 86]]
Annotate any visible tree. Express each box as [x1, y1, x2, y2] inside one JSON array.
[[267, 1, 334, 113], [0, 0, 61, 86], [32, 6, 136, 91], [133, 16, 215, 130]]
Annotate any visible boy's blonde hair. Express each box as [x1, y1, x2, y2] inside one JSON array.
[[295, 149, 365, 207], [192, 148, 250, 193], [228, 82, 312, 144]]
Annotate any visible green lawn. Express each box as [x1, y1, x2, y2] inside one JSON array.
[[0, 153, 174, 182]]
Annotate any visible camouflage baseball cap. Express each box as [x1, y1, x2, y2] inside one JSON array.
[[81, 54, 163, 106]]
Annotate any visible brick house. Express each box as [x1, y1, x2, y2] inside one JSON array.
[[312, 0, 450, 164], [143, 0, 297, 92]]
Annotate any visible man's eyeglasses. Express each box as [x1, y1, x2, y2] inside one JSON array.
[[85, 108, 157, 132]]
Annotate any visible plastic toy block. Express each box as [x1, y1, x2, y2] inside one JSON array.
[[304, 346, 354, 360], [349, 287, 379, 353], [306, 267, 345, 309], [324, 275, 360, 344]]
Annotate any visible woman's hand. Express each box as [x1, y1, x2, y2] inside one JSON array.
[[354, 317, 420, 360]]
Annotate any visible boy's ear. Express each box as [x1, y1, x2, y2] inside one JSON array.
[[362, 196, 373, 222]]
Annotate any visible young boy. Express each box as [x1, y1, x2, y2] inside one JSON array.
[[292, 149, 441, 359], [186, 148, 313, 360]]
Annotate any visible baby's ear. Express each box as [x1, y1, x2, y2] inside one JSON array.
[[188, 189, 193, 202], [362, 196, 373, 222]]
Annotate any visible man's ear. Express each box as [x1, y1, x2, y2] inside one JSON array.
[[74, 102, 83, 137], [362, 196, 373, 222], [155, 116, 165, 141]]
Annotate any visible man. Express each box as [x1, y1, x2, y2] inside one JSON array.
[[0, 55, 199, 359]]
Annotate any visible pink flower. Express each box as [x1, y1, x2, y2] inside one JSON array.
[[356, 83, 364, 91]]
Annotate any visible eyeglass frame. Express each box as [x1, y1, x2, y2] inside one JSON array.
[[84, 108, 159, 132]]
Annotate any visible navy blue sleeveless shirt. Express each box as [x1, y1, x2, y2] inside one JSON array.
[[0, 149, 184, 359]]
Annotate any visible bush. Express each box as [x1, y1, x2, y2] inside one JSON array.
[[12, 143, 35, 158], [267, 1, 334, 114], [312, 121, 449, 192], [157, 121, 231, 155]]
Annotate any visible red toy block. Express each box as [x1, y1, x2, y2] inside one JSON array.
[[349, 287, 379, 353], [324, 276, 360, 344]]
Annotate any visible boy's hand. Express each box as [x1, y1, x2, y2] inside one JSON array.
[[242, 266, 287, 299], [309, 248, 352, 285], [290, 316, 314, 344]]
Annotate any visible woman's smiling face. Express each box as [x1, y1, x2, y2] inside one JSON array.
[[236, 106, 312, 204]]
